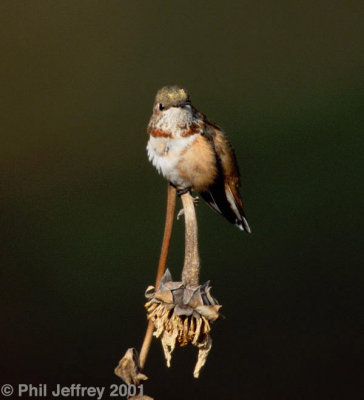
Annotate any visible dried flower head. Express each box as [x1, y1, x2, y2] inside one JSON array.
[[145, 269, 221, 378], [114, 348, 148, 386]]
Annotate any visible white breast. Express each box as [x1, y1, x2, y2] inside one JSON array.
[[147, 134, 197, 187]]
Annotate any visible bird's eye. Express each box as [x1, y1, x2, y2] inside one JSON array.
[[159, 103, 164, 111]]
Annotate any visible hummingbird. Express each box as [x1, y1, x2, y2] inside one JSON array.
[[147, 85, 251, 233]]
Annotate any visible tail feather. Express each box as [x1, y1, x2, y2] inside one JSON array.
[[236, 216, 251, 233], [200, 182, 251, 233]]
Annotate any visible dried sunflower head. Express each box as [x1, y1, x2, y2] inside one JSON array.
[[145, 269, 221, 378]]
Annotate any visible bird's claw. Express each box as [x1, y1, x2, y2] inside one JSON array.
[[176, 196, 199, 220], [176, 209, 184, 220], [192, 196, 199, 206]]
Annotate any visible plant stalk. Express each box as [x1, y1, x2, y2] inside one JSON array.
[[181, 192, 200, 287], [139, 184, 176, 370]]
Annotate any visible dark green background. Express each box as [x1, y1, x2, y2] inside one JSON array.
[[1, 1, 362, 399]]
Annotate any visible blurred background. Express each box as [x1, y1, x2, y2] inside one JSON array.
[[0, 1, 362, 399]]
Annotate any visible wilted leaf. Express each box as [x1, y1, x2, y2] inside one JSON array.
[[114, 348, 148, 386]]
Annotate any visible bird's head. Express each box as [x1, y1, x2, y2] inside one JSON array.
[[153, 85, 191, 113]]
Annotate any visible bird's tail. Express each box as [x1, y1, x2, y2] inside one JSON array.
[[200, 183, 251, 233], [235, 215, 251, 233]]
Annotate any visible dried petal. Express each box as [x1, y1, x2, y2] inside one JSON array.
[[154, 288, 174, 304], [193, 336, 212, 378], [198, 281, 216, 305], [164, 281, 184, 291], [182, 286, 199, 305], [192, 316, 203, 345], [158, 269, 172, 286], [160, 330, 178, 367], [145, 286, 155, 298], [195, 305, 222, 322], [174, 304, 194, 316]]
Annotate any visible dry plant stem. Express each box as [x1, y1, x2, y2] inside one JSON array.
[[139, 184, 176, 370], [154, 184, 177, 288], [181, 192, 200, 286]]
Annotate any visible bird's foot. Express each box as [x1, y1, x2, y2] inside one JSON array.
[[176, 187, 191, 197]]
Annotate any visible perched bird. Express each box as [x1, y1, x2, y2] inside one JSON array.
[[147, 85, 251, 233]]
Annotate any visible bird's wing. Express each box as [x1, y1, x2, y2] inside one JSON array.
[[202, 117, 251, 233], [205, 121, 242, 201]]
